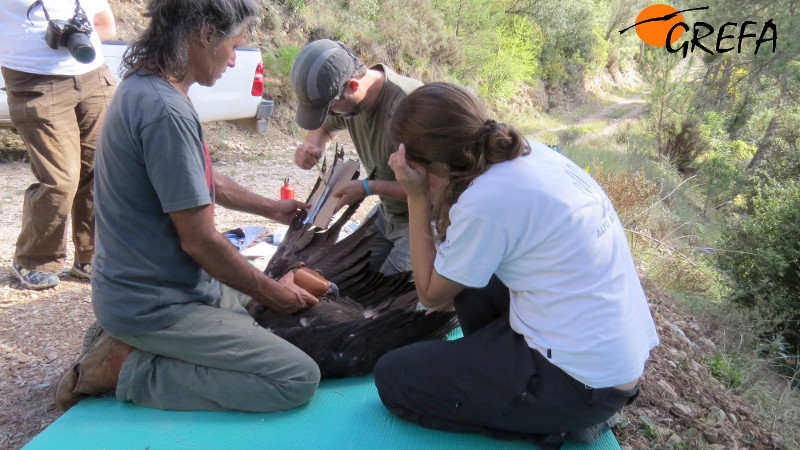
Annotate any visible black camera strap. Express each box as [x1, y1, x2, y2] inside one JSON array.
[[26, 0, 84, 24]]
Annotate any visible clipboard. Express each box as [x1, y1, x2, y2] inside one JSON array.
[[304, 146, 361, 229]]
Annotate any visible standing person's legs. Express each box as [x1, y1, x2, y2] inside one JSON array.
[[3, 68, 82, 273], [113, 301, 320, 412], [72, 65, 116, 268]]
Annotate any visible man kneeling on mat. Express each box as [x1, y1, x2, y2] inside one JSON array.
[[55, 0, 321, 413]]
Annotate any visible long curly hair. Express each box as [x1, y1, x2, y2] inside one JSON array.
[[122, 0, 259, 81], [390, 82, 530, 237]]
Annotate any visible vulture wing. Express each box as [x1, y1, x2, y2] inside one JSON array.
[[251, 147, 458, 377]]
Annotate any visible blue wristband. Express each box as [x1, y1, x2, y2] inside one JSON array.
[[363, 179, 372, 196]]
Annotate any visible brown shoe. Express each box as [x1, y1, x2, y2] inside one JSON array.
[[54, 334, 133, 411]]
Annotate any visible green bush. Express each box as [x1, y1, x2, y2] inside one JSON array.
[[262, 45, 301, 98], [717, 179, 800, 348], [694, 116, 755, 215], [376, 0, 461, 78], [263, 45, 301, 80], [661, 118, 705, 175], [433, 0, 541, 102], [706, 353, 746, 389], [528, 0, 598, 84], [276, 0, 306, 16], [756, 137, 800, 183]]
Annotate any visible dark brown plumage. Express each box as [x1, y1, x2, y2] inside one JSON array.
[[249, 150, 458, 378]]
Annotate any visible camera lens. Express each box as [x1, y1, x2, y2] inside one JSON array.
[[66, 32, 95, 64]]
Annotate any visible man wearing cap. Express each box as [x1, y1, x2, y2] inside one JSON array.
[[291, 39, 422, 275]]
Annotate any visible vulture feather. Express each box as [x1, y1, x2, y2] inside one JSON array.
[[248, 148, 458, 378]]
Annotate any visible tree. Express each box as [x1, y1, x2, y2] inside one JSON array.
[[637, 45, 697, 153], [604, 0, 648, 40], [502, 0, 606, 83], [433, 0, 541, 101], [696, 115, 755, 214], [690, 0, 800, 171], [477, 15, 541, 99]]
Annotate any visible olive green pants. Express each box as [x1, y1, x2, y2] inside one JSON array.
[[113, 292, 320, 412], [2, 65, 115, 272], [364, 203, 411, 275]]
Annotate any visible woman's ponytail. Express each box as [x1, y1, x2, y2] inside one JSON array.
[[476, 119, 530, 165]]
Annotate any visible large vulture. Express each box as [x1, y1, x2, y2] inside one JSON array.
[[245, 148, 458, 378]]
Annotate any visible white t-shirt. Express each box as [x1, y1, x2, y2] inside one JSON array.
[[0, 0, 110, 75], [434, 141, 660, 388]]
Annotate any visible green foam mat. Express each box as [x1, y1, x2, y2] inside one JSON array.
[[25, 375, 620, 450], [26, 330, 620, 449]]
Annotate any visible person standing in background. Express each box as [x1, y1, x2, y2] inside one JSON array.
[[0, 0, 117, 289]]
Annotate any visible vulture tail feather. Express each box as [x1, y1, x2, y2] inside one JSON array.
[[271, 310, 458, 378]]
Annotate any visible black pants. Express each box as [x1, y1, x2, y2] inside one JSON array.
[[373, 276, 638, 443]]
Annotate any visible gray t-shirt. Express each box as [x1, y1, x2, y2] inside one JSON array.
[[92, 72, 218, 336], [324, 64, 422, 217]]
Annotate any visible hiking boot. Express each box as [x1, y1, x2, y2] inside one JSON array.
[[70, 262, 92, 279], [565, 414, 619, 444], [10, 263, 59, 290], [54, 334, 133, 411], [81, 321, 106, 354]]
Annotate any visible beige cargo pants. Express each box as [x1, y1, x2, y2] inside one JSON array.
[[2, 65, 115, 272]]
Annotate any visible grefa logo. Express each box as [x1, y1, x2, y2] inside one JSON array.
[[618, 4, 776, 57]]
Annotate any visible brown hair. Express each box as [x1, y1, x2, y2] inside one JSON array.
[[390, 82, 530, 236]]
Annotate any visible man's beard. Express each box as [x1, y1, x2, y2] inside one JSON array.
[[328, 98, 362, 118], [329, 111, 358, 118]]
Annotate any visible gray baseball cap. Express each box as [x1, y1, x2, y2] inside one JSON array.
[[291, 39, 355, 130]]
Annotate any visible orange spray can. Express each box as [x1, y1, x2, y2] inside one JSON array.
[[280, 178, 295, 200]]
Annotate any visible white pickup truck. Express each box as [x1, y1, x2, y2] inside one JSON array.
[[0, 42, 274, 132]]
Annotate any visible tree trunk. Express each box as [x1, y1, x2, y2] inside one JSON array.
[[747, 115, 780, 172], [713, 58, 733, 108]]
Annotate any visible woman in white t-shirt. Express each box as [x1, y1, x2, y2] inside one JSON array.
[[374, 82, 659, 446]]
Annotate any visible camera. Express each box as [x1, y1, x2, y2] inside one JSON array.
[[44, 8, 95, 64]]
